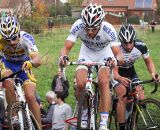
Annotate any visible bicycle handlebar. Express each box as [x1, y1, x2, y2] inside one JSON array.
[[0, 69, 37, 83], [131, 79, 158, 94], [67, 61, 110, 67]]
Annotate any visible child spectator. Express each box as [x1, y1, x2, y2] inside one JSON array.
[[52, 92, 72, 130]]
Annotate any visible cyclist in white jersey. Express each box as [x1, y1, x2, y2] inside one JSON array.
[[112, 24, 159, 130], [59, 4, 124, 130], [0, 16, 42, 128]]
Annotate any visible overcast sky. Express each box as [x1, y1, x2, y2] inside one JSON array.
[[59, 0, 68, 3]]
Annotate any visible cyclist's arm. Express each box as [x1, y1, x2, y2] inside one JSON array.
[[60, 40, 74, 56], [29, 52, 41, 67], [144, 56, 157, 78], [114, 66, 132, 86], [113, 66, 122, 81], [111, 45, 124, 65]]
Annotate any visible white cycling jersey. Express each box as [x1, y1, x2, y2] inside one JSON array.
[[67, 19, 119, 51], [67, 19, 119, 63], [111, 40, 150, 87], [119, 39, 149, 69], [2, 31, 38, 62]]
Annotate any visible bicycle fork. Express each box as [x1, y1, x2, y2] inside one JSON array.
[[136, 104, 158, 129], [90, 96, 96, 130], [16, 83, 33, 130]]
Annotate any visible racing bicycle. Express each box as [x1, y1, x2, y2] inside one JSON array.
[[0, 69, 41, 130], [108, 79, 160, 130], [66, 61, 112, 130]]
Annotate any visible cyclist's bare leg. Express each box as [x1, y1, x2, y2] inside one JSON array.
[[98, 67, 111, 112], [114, 84, 127, 123], [23, 81, 42, 129], [75, 68, 87, 101], [1, 69, 16, 107], [98, 67, 111, 126], [136, 85, 144, 100]]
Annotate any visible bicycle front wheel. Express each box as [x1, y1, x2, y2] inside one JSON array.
[[77, 90, 98, 130], [132, 98, 160, 130], [10, 102, 41, 130]]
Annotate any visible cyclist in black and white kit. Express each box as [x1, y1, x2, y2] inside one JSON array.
[[113, 24, 159, 130], [59, 4, 124, 130]]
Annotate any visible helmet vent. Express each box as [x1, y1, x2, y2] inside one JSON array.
[[81, 4, 105, 27]]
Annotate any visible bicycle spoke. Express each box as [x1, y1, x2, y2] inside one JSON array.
[[133, 98, 160, 130]]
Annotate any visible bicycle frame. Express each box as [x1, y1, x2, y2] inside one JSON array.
[[13, 75, 33, 130], [0, 70, 38, 130], [66, 61, 110, 130], [126, 79, 158, 129], [85, 65, 97, 130]]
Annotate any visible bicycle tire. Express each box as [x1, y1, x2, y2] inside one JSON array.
[[29, 110, 41, 130], [77, 90, 97, 130], [9, 102, 41, 130], [132, 98, 160, 130], [94, 86, 99, 130], [108, 97, 119, 130]]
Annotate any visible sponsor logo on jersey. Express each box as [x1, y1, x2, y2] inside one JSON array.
[[23, 33, 35, 45], [71, 23, 84, 35], [4, 48, 25, 56], [96, 35, 100, 41], [78, 59, 85, 62], [82, 39, 109, 50], [103, 26, 116, 41]]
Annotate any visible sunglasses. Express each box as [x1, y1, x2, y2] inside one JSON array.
[[6, 36, 18, 41], [123, 42, 134, 45], [84, 26, 100, 31]]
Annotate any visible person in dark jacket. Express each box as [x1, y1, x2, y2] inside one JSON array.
[[51, 69, 69, 98]]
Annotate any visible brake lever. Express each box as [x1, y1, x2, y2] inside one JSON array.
[[151, 82, 158, 94], [151, 74, 159, 94]]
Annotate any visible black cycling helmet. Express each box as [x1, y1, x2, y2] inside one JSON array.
[[118, 24, 136, 43]]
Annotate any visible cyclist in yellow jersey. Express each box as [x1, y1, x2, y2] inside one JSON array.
[[0, 16, 42, 129], [0, 34, 8, 50]]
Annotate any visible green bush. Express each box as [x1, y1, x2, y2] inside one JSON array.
[[19, 16, 44, 34], [47, 16, 75, 26], [128, 15, 140, 24]]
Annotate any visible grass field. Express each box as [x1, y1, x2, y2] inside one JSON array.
[[33, 26, 160, 109]]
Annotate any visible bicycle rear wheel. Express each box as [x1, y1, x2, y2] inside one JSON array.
[[132, 98, 160, 130], [77, 90, 98, 130], [10, 102, 40, 130]]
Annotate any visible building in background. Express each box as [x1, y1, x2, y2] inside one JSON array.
[[81, 0, 157, 24]]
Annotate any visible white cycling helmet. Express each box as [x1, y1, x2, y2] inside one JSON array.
[[81, 3, 105, 28], [0, 16, 20, 40], [118, 24, 136, 43]]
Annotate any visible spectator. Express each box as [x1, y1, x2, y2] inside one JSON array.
[[150, 20, 157, 33], [0, 83, 5, 130], [48, 18, 54, 31], [52, 92, 72, 130], [0, 97, 5, 130], [35, 91, 46, 116], [51, 69, 69, 98], [42, 91, 56, 125]]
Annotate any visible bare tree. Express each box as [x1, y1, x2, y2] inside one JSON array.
[[15, 0, 31, 17]]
